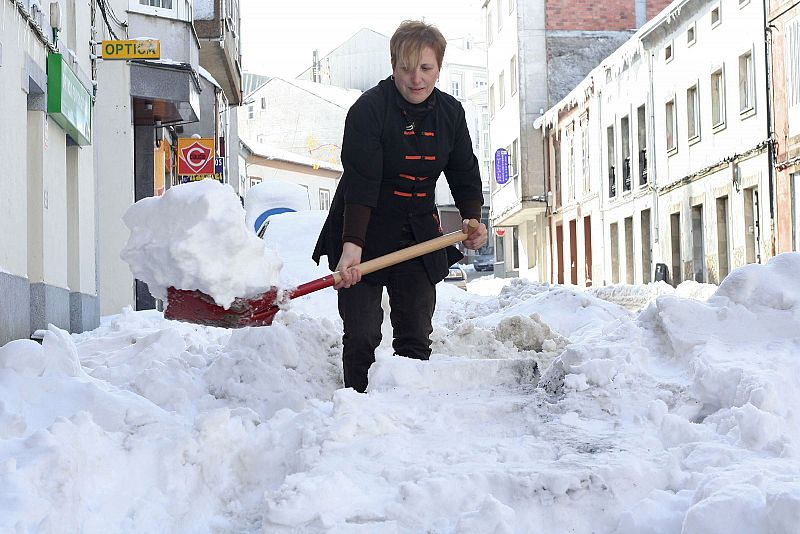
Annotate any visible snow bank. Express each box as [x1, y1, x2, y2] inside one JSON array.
[[121, 179, 283, 308], [588, 279, 717, 311]]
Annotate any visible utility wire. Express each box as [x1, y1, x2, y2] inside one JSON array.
[[99, 0, 127, 30], [96, 0, 121, 40]]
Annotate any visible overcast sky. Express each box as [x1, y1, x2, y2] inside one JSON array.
[[240, 0, 484, 79]]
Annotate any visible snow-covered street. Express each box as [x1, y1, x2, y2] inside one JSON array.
[[1, 188, 799, 532]]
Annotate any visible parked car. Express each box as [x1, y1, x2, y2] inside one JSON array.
[[444, 264, 468, 290], [472, 253, 495, 272]]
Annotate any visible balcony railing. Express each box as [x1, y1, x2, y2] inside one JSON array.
[[608, 165, 616, 197], [639, 149, 648, 185], [622, 157, 631, 191]]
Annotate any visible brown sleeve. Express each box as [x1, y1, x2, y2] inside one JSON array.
[[456, 199, 483, 222], [342, 203, 372, 248]]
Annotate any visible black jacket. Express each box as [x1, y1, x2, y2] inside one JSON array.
[[312, 77, 484, 284]]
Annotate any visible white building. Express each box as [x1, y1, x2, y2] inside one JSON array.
[[296, 28, 391, 92], [0, 0, 97, 344], [484, 0, 669, 280], [239, 76, 361, 170], [539, 0, 770, 287], [94, 0, 243, 313]]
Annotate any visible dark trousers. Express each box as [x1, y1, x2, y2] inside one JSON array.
[[337, 259, 436, 393]]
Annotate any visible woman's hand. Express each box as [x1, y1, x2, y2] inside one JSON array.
[[334, 242, 363, 289], [462, 219, 488, 250]]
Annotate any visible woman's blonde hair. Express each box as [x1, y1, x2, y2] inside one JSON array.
[[390, 20, 446, 70]]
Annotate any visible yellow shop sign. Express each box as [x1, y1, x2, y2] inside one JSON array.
[[101, 40, 160, 60]]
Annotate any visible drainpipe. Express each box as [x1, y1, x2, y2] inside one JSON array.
[[763, 0, 777, 256], [647, 50, 659, 248], [543, 124, 552, 282], [597, 88, 606, 285]]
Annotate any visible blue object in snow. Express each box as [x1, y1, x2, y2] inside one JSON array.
[[253, 207, 296, 233]]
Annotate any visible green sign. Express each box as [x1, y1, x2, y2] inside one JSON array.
[[47, 54, 92, 145]]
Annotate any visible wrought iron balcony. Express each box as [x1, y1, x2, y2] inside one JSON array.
[[639, 149, 648, 185], [622, 157, 631, 191], [608, 165, 616, 197]]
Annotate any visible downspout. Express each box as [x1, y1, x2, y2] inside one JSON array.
[[647, 49, 659, 249], [763, 0, 777, 256], [597, 88, 606, 285], [544, 129, 553, 283]]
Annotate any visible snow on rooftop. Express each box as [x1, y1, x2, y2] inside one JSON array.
[[282, 78, 362, 109], [243, 138, 344, 173]]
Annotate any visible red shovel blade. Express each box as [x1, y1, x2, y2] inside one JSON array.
[[163, 274, 337, 328], [164, 287, 283, 328]]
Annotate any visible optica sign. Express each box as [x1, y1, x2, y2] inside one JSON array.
[[101, 39, 160, 60], [177, 138, 215, 175]]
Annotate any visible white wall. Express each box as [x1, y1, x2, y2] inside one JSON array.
[[94, 60, 136, 315], [0, 8, 35, 277]]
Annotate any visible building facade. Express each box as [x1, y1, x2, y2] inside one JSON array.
[[769, 0, 800, 253], [484, 0, 673, 280], [541, 0, 772, 287], [296, 29, 391, 92], [238, 76, 361, 168], [0, 0, 98, 345], [94, 0, 242, 313]]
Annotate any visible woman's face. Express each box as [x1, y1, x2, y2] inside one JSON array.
[[393, 46, 440, 104]]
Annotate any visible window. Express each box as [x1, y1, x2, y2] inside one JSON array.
[[553, 138, 561, 207], [687, 84, 700, 141], [140, 0, 173, 7], [499, 71, 506, 108], [687, 23, 696, 46], [664, 43, 674, 63], [487, 11, 494, 45], [666, 98, 677, 153], [566, 124, 575, 200], [711, 67, 726, 129], [260, 97, 266, 110], [247, 104, 254, 120], [711, 4, 721, 27], [637, 105, 648, 185], [580, 112, 590, 193], [508, 139, 519, 178], [134, 0, 190, 21], [451, 72, 464, 99], [498, 0, 503, 30], [607, 124, 616, 197], [489, 84, 496, 117], [510, 56, 518, 95], [621, 115, 631, 192], [474, 76, 487, 88], [739, 50, 755, 113], [319, 188, 331, 211], [786, 19, 800, 137]]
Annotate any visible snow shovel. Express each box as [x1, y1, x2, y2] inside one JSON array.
[[164, 219, 480, 328]]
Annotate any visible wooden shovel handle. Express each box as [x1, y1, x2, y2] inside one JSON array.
[[332, 219, 480, 284]]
